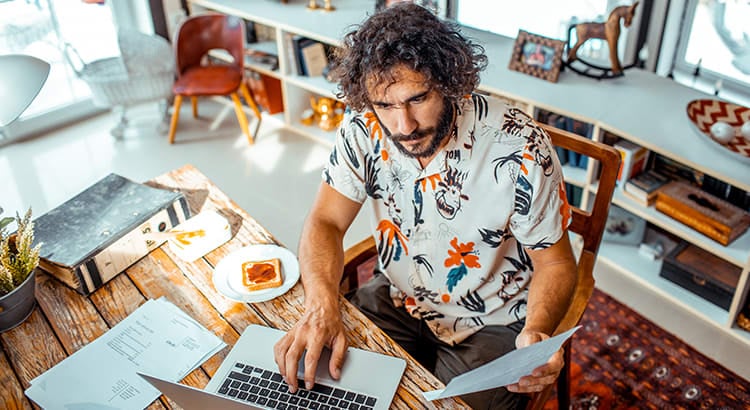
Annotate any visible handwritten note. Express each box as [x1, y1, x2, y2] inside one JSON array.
[[25, 298, 226, 409]]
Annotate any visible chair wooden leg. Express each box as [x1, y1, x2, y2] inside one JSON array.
[[230, 92, 252, 144], [240, 82, 263, 142], [556, 343, 572, 410], [191, 97, 198, 118], [168, 95, 183, 144]]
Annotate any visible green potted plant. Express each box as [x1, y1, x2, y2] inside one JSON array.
[[0, 206, 41, 332]]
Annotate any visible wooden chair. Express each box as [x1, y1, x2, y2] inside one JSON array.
[[341, 123, 621, 409], [168, 14, 262, 144]]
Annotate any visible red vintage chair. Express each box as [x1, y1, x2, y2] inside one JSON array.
[[168, 14, 262, 144], [342, 123, 621, 409]]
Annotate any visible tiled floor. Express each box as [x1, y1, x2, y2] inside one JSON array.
[[0, 99, 370, 253], [3, 99, 749, 381]]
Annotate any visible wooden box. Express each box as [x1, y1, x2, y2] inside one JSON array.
[[659, 242, 741, 310], [655, 181, 750, 246]]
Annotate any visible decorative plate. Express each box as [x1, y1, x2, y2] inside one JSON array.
[[686, 99, 750, 164], [213, 244, 300, 303]]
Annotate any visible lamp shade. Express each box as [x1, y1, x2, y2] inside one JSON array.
[[0, 55, 50, 127]]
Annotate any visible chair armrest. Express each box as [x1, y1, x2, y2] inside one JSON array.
[[341, 236, 377, 294]]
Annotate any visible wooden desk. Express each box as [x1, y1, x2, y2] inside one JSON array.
[[0, 164, 465, 409]]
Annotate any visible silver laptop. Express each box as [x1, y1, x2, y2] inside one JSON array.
[[139, 324, 406, 410]]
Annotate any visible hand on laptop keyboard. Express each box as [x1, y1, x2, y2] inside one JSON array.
[[218, 362, 377, 410], [272, 307, 348, 393]]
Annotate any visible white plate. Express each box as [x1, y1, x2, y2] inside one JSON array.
[[213, 244, 300, 303]]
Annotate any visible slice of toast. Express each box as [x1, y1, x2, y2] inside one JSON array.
[[241, 258, 283, 291]]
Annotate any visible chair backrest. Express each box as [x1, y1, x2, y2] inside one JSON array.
[[173, 14, 245, 76], [524, 123, 620, 410], [538, 123, 620, 335]]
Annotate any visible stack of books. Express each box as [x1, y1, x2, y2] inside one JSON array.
[[614, 140, 649, 185], [623, 170, 670, 206]]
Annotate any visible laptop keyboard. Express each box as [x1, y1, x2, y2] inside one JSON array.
[[216, 362, 378, 410]]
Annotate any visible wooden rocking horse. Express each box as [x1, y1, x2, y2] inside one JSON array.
[[566, 1, 639, 79]]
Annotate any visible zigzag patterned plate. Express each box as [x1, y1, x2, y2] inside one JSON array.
[[686, 99, 750, 164]]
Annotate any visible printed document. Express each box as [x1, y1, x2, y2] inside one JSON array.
[[423, 326, 580, 401], [25, 298, 226, 409]]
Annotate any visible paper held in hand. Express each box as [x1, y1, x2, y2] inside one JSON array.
[[423, 326, 580, 401]]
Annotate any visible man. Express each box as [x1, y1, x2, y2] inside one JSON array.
[[273, 3, 577, 408]]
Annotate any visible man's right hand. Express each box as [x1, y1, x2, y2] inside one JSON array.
[[273, 298, 348, 393]]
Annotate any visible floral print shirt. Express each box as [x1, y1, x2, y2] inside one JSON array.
[[323, 93, 571, 344]]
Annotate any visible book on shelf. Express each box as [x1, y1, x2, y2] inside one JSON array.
[[702, 174, 750, 212], [244, 20, 257, 44], [245, 40, 279, 70], [623, 170, 670, 206], [291, 36, 328, 77], [565, 183, 583, 207], [536, 109, 592, 169], [32, 173, 190, 295], [284, 34, 301, 76], [651, 153, 704, 186], [602, 205, 647, 245], [300, 41, 328, 77], [564, 116, 593, 169], [536, 109, 593, 169], [613, 140, 649, 185]]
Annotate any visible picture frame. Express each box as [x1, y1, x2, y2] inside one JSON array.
[[508, 30, 565, 83]]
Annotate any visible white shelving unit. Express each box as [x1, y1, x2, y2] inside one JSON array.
[[188, 0, 750, 378], [190, 0, 372, 146]]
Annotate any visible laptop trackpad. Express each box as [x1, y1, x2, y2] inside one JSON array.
[[298, 347, 337, 382], [298, 346, 405, 396]]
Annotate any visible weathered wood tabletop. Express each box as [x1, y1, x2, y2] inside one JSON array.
[[0, 164, 466, 409]]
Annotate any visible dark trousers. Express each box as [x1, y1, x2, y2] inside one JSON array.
[[350, 274, 528, 410]]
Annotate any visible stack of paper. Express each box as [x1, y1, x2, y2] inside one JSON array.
[[25, 298, 226, 409]]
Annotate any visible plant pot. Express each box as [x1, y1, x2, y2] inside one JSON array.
[[0, 268, 37, 332]]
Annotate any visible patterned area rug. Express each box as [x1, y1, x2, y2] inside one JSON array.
[[544, 289, 750, 409]]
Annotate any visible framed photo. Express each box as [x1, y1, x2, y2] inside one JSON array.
[[508, 30, 565, 83], [375, 0, 448, 18]]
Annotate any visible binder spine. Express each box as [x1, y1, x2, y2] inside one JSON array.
[[77, 197, 190, 295]]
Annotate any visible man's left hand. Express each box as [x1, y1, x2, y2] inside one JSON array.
[[506, 329, 564, 393]]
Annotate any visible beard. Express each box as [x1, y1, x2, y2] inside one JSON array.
[[381, 98, 455, 159]]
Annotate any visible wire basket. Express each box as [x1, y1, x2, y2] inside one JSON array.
[[64, 30, 174, 108]]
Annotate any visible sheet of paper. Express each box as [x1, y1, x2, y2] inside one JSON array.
[[423, 326, 580, 401], [25, 298, 226, 409], [167, 210, 232, 262]]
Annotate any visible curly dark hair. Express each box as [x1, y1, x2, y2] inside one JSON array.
[[329, 3, 488, 112]]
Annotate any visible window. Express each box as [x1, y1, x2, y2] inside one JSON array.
[[0, 0, 144, 143], [662, 0, 750, 104]]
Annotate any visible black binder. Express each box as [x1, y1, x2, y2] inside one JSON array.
[[33, 173, 190, 294]]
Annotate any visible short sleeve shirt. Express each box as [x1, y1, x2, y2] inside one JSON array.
[[323, 93, 571, 344]]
